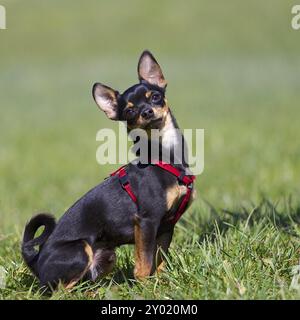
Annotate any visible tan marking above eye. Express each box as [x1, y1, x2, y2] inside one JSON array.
[[145, 91, 151, 98], [127, 102, 134, 108]]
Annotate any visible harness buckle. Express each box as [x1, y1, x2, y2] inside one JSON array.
[[119, 174, 129, 187], [187, 183, 193, 190]]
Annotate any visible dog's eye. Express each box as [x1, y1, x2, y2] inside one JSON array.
[[151, 93, 162, 104], [124, 108, 136, 119]]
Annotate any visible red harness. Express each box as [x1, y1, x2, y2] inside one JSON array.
[[110, 161, 196, 225]]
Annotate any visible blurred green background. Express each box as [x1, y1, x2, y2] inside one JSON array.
[[0, 0, 299, 232]]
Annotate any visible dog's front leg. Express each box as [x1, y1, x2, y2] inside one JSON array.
[[151, 228, 174, 274], [134, 214, 158, 280]]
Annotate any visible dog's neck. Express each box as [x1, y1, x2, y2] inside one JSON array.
[[132, 110, 189, 170]]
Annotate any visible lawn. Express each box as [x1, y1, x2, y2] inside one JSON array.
[[0, 0, 300, 299]]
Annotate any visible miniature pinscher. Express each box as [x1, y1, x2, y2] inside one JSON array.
[[22, 50, 196, 289]]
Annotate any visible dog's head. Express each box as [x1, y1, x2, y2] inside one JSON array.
[[92, 50, 169, 130]]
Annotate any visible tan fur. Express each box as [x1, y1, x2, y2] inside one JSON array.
[[84, 241, 94, 265], [64, 241, 93, 289], [65, 280, 78, 290], [166, 184, 181, 211], [156, 261, 165, 274], [128, 101, 169, 132], [134, 216, 152, 279], [166, 183, 191, 211], [152, 104, 169, 121]]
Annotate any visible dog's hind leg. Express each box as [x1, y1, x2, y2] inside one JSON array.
[[85, 246, 116, 281], [39, 240, 93, 289]]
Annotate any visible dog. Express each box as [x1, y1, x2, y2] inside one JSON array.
[[21, 50, 196, 289]]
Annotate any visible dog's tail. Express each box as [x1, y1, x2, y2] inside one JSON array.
[[22, 213, 56, 277]]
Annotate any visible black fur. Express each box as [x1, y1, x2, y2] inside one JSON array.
[[22, 213, 56, 276]]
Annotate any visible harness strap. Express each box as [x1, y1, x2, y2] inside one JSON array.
[[154, 161, 195, 185], [110, 166, 137, 203], [154, 161, 195, 224], [110, 162, 196, 225]]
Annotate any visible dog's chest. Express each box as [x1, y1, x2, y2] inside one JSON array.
[[165, 182, 196, 212]]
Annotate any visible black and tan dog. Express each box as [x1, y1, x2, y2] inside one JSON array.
[[22, 50, 196, 289]]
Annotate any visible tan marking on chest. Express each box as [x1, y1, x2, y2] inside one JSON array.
[[187, 188, 196, 210], [166, 183, 185, 210], [166, 183, 196, 211]]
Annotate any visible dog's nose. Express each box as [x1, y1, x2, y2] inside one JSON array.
[[141, 108, 154, 119]]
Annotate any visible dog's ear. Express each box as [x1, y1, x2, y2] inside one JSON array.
[[137, 50, 167, 89], [92, 83, 120, 120]]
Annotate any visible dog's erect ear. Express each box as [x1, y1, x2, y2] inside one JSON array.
[[137, 50, 167, 89], [92, 83, 119, 120]]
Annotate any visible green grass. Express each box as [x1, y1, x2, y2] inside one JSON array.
[[0, 0, 300, 299], [1, 200, 300, 299]]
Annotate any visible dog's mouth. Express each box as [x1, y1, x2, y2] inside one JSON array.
[[144, 117, 164, 129], [127, 117, 164, 131]]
